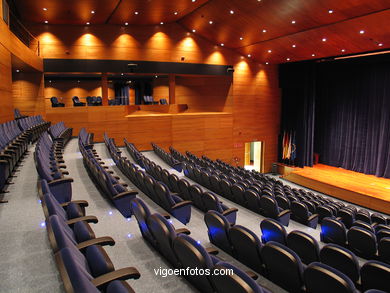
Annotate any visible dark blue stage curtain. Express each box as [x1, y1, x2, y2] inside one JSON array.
[[114, 82, 130, 105], [315, 58, 390, 178], [279, 54, 390, 178]]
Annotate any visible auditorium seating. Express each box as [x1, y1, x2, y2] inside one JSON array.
[[49, 121, 73, 146], [142, 96, 158, 105], [72, 96, 86, 107], [151, 143, 182, 172], [159, 98, 168, 105], [50, 96, 65, 107], [286, 230, 320, 265], [87, 96, 103, 106], [13, 108, 28, 120]]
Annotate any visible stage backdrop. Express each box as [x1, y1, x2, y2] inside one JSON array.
[[279, 54, 390, 179]]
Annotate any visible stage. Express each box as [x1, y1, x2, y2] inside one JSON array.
[[282, 164, 390, 214]]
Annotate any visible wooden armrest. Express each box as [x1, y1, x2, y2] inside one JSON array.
[[113, 190, 138, 199], [76, 236, 115, 250], [92, 267, 141, 288], [279, 209, 291, 217], [245, 270, 258, 280], [172, 200, 192, 209], [222, 208, 238, 216], [67, 216, 98, 225], [162, 213, 171, 219], [205, 247, 219, 255], [60, 200, 89, 208], [48, 177, 74, 185], [175, 228, 191, 235]]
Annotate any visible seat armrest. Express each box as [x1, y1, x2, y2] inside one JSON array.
[[222, 208, 238, 216], [278, 209, 291, 217], [205, 247, 219, 255], [48, 177, 74, 185], [113, 190, 138, 199], [172, 200, 192, 209], [308, 213, 319, 221], [60, 200, 89, 208], [245, 271, 258, 280], [67, 215, 98, 225], [175, 228, 191, 235], [91, 267, 141, 288], [76, 236, 115, 250], [162, 213, 171, 219]]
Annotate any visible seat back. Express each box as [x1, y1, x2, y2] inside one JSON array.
[[378, 237, 390, 264], [320, 217, 347, 246], [177, 179, 191, 201], [291, 201, 310, 220], [172, 234, 216, 293], [260, 241, 304, 293], [347, 226, 377, 259], [130, 198, 153, 243], [204, 211, 232, 253], [361, 261, 390, 292], [338, 208, 356, 228], [229, 225, 264, 273], [304, 262, 358, 293], [259, 195, 279, 218], [287, 230, 320, 265], [260, 218, 287, 245]]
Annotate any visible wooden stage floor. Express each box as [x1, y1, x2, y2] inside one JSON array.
[[283, 164, 390, 214]]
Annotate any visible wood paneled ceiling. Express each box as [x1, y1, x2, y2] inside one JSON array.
[[13, 0, 390, 64]]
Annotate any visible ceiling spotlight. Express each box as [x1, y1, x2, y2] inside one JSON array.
[[121, 73, 124, 76], [174, 11, 178, 15], [328, 9, 333, 14], [230, 10, 234, 14], [378, 43, 383, 46], [322, 38, 327, 42], [49, 80, 52, 83], [192, 29, 196, 32], [44, 20, 48, 24], [312, 54, 315, 56], [220, 43, 224, 46], [239, 37, 243, 40], [77, 80, 80, 83], [359, 30, 365, 34], [43, 8, 47, 11], [16, 69, 20, 72], [265, 62, 269, 64], [160, 22, 164, 25], [155, 75, 158, 78], [91, 10, 95, 14], [134, 11, 139, 15], [341, 49, 346, 52], [267, 49, 272, 53], [86, 22, 90, 25], [209, 20, 213, 24], [291, 20, 296, 24], [286, 58, 290, 61], [247, 54, 251, 57], [292, 44, 296, 48], [125, 22, 128, 25], [262, 29, 267, 33], [192, 0, 196, 2]]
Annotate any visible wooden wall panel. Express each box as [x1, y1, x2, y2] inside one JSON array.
[[152, 77, 169, 103], [0, 44, 13, 122], [12, 73, 45, 116], [30, 22, 280, 172]]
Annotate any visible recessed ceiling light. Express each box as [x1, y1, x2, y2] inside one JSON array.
[[359, 30, 365, 34], [174, 11, 178, 15], [239, 37, 243, 40], [378, 43, 383, 46], [44, 20, 48, 24], [328, 10, 333, 14], [125, 22, 128, 25], [220, 43, 224, 46], [312, 54, 315, 56], [262, 29, 267, 33], [286, 58, 290, 61], [77, 80, 80, 83], [265, 62, 269, 64], [160, 22, 164, 25], [209, 20, 213, 24], [247, 54, 251, 57], [267, 49, 272, 53], [291, 20, 296, 24], [86, 22, 90, 25], [43, 8, 47, 11], [134, 11, 139, 15], [192, 0, 196, 2], [341, 49, 346, 52], [230, 10, 234, 14], [49, 80, 52, 83], [16, 69, 20, 72], [192, 29, 196, 32], [155, 75, 158, 78], [292, 44, 296, 48], [322, 38, 327, 42], [121, 73, 124, 76], [91, 10, 95, 14]]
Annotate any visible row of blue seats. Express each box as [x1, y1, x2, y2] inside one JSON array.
[[104, 134, 191, 224], [151, 142, 182, 172], [49, 121, 73, 146], [204, 210, 390, 292], [39, 179, 141, 293], [1, 116, 49, 195], [79, 129, 137, 218], [130, 197, 271, 293]]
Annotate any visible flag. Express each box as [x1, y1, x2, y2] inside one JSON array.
[[286, 130, 292, 160], [290, 131, 297, 161]]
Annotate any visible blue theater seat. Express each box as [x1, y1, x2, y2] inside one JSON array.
[[204, 210, 233, 254], [320, 217, 348, 246], [260, 218, 288, 245], [360, 261, 390, 292], [286, 230, 320, 265]]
